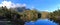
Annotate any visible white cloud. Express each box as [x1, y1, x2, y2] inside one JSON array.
[[30, 6, 35, 10], [0, 1, 26, 9]]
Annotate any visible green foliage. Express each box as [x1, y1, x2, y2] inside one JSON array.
[[48, 9, 60, 25], [0, 6, 42, 25]]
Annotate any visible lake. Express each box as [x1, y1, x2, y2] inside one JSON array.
[[25, 19, 58, 25]]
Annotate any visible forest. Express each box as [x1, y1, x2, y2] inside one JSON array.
[[0, 6, 60, 25]]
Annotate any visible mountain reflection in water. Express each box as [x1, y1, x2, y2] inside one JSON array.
[[25, 19, 57, 25]]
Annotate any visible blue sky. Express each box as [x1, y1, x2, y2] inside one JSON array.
[[0, 0, 60, 12]]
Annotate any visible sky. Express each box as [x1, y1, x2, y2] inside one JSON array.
[[0, 0, 60, 12]]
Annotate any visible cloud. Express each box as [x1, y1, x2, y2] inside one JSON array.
[[0, 1, 26, 9]]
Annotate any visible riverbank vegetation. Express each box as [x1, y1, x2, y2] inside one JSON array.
[[0, 6, 60, 25], [48, 9, 60, 25], [0, 6, 41, 25]]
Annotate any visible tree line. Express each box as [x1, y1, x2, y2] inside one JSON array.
[[48, 9, 60, 25], [0, 6, 41, 25]]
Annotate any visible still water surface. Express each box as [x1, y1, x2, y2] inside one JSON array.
[[25, 19, 58, 25]]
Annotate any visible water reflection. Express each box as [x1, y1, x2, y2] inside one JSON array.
[[25, 19, 57, 25]]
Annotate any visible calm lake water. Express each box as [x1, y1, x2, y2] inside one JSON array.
[[25, 19, 58, 25]]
